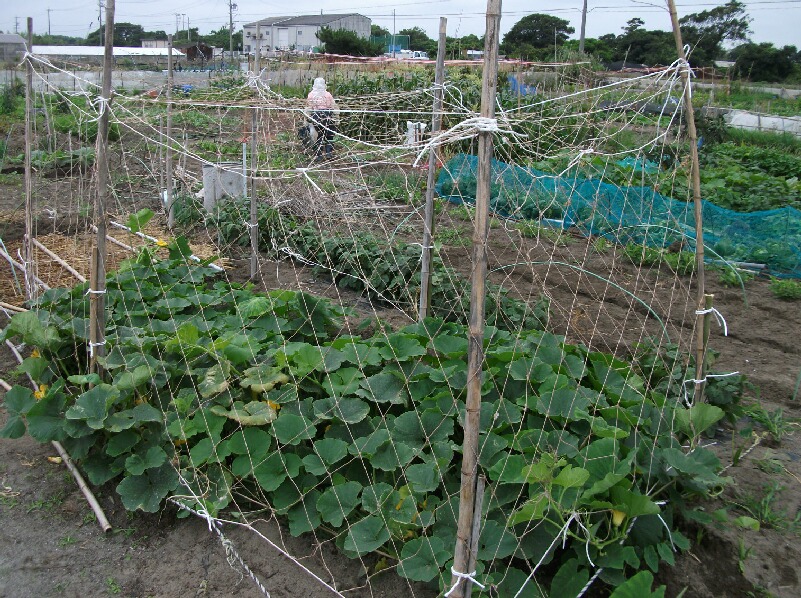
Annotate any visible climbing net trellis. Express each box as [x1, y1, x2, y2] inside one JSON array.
[[0, 17, 743, 598]]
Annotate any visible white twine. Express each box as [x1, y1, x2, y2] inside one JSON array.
[[412, 116, 526, 167], [192, 506, 271, 597], [695, 306, 728, 336], [682, 371, 741, 406], [513, 515, 576, 598], [296, 167, 324, 193], [87, 339, 106, 357], [86, 288, 107, 295], [444, 567, 486, 597]]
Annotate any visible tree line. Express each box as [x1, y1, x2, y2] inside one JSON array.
[[22, 2, 801, 83]]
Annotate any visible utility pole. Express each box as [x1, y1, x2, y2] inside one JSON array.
[[228, 0, 236, 58], [579, 0, 588, 54], [47, 8, 52, 36], [175, 13, 180, 35], [186, 16, 190, 41], [15, 16, 20, 34], [392, 9, 396, 57]]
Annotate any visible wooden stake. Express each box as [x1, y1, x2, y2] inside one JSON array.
[[23, 18, 34, 301], [666, 0, 707, 404], [449, 2, 502, 597], [698, 293, 715, 403], [250, 107, 259, 278], [418, 17, 447, 321], [465, 475, 486, 598], [89, 0, 114, 376], [166, 35, 175, 228]]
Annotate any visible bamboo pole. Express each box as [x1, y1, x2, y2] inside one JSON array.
[[90, 225, 135, 252], [250, 108, 259, 278], [4, 339, 112, 532], [166, 35, 175, 228], [89, 0, 114, 376], [449, 1, 502, 596], [666, 0, 707, 404], [418, 17, 447, 321], [0, 301, 27, 313], [23, 18, 34, 301], [31, 239, 86, 282], [464, 475, 486, 598], [0, 378, 11, 391], [698, 293, 714, 403]]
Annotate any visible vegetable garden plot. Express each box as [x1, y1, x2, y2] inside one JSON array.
[[0, 39, 750, 598], [436, 153, 801, 277]]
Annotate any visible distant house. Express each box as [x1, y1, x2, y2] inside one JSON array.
[[0, 33, 26, 62], [142, 39, 169, 49], [243, 14, 370, 53]]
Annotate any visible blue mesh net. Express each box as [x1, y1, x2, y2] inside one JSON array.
[[436, 153, 801, 277]]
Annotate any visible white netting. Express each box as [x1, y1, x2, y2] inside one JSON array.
[[0, 29, 744, 598]]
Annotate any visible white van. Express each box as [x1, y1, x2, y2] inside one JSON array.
[[398, 50, 429, 60]]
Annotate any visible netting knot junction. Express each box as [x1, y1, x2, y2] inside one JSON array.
[[444, 567, 486, 597]]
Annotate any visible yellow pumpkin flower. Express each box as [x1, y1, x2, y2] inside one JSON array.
[[155, 239, 169, 247], [267, 400, 281, 411], [611, 509, 626, 527], [33, 384, 48, 400], [30, 349, 40, 358]]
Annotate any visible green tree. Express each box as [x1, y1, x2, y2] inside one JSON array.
[[398, 27, 432, 51], [200, 26, 242, 51], [731, 43, 798, 82], [31, 34, 87, 46], [87, 22, 145, 46], [318, 28, 383, 57], [679, 0, 751, 65], [371, 24, 390, 37], [501, 14, 575, 56]]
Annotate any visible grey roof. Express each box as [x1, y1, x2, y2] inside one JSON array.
[[244, 16, 292, 27], [0, 33, 26, 45], [244, 14, 365, 28]]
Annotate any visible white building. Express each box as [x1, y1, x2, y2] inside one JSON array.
[[243, 14, 370, 53]]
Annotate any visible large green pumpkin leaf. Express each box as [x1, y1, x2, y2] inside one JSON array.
[[357, 371, 407, 404], [198, 362, 231, 398], [65, 384, 118, 429], [271, 413, 316, 445], [316, 481, 361, 527], [343, 516, 391, 556], [608, 571, 665, 598], [405, 462, 440, 494], [398, 536, 450, 582], [116, 462, 179, 512], [312, 397, 370, 424], [26, 392, 67, 442]]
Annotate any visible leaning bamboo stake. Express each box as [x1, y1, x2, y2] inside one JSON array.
[[0, 246, 50, 290], [418, 17, 447, 321], [32, 239, 86, 283], [0, 301, 27, 313], [666, 0, 707, 404], [0, 378, 11, 391], [23, 18, 35, 301], [449, 1, 502, 597], [5, 339, 112, 532]]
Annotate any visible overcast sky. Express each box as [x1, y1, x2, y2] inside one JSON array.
[[3, 0, 800, 49]]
